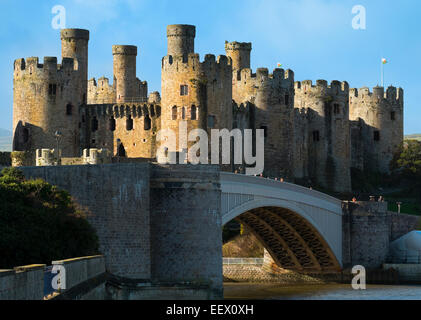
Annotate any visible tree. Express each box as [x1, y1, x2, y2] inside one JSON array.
[[0, 168, 99, 269], [391, 140, 421, 177], [390, 140, 421, 201]]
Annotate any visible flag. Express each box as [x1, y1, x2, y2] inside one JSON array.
[[277, 63, 282, 68], [382, 58, 388, 64]]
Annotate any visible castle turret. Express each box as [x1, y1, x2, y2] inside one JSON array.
[[166, 24, 196, 56], [161, 25, 232, 161], [349, 86, 404, 173], [112, 45, 138, 103], [225, 41, 252, 72], [294, 80, 351, 192], [60, 28, 89, 104]]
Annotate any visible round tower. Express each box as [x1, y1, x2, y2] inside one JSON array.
[[166, 24, 196, 56], [294, 80, 351, 192], [349, 86, 404, 173], [13, 55, 81, 162], [161, 25, 232, 162], [60, 28, 89, 104], [224, 41, 252, 71], [112, 45, 138, 103]]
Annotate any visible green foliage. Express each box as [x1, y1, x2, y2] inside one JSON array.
[[391, 140, 421, 177], [0, 167, 99, 269]]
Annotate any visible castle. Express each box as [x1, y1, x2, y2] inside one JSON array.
[[12, 25, 404, 193]]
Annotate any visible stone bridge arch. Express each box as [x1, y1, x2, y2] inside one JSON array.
[[221, 173, 343, 272]]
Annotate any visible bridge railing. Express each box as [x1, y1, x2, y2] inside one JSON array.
[[220, 172, 341, 206]]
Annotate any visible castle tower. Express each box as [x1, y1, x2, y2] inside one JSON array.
[[13, 56, 81, 163], [166, 24, 196, 56], [228, 39, 295, 178], [224, 41, 252, 72], [61, 29, 89, 104], [349, 86, 404, 173], [294, 80, 351, 192], [112, 45, 138, 103], [161, 25, 232, 161]]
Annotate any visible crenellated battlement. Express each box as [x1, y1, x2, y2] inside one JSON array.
[[294, 79, 349, 97], [235, 67, 294, 88], [162, 53, 232, 73], [14, 56, 77, 78], [349, 86, 403, 105], [83, 103, 161, 119]]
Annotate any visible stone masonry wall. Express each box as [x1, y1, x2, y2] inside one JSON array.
[[20, 164, 151, 279], [149, 164, 223, 295], [341, 201, 419, 269]]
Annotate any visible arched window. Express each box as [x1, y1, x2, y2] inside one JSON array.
[[191, 105, 197, 120], [66, 104, 73, 115], [144, 115, 151, 131], [172, 106, 177, 120], [181, 107, 186, 120], [126, 116, 133, 131], [109, 117, 116, 131], [91, 117, 98, 132]]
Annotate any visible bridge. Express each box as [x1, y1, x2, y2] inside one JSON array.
[[19, 163, 415, 299], [220, 173, 342, 272]]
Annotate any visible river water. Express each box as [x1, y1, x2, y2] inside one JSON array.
[[224, 283, 421, 300]]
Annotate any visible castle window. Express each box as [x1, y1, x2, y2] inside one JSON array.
[[48, 84, 57, 96], [126, 116, 133, 131], [91, 117, 98, 132], [208, 115, 215, 128], [144, 115, 151, 130], [260, 126, 268, 138], [82, 115, 85, 123], [117, 143, 126, 157], [191, 105, 197, 120], [109, 117, 116, 131], [334, 104, 340, 115], [285, 94, 290, 105], [391, 111, 396, 120], [181, 107, 186, 120], [374, 131, 380, 141], [180, 85, 188, 96], [172, 106, 177, 120], [66, 104, 73, 115], [312, 130, 320, 142]]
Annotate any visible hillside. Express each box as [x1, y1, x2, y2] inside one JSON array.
[[405, 134, 421, 141], [0, 129, 12, 152]]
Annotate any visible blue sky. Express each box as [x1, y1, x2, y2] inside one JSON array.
[[1, 0, 420, 134]]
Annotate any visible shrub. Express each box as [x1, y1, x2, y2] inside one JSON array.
[[0, 168, 99, 268]]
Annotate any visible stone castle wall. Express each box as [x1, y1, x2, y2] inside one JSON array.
[[294, 80, 351, 193], [20, 164, 152, 279], [349, 86, 404, 173]]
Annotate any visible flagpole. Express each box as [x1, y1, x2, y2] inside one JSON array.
[[381, 60, 384, 87]]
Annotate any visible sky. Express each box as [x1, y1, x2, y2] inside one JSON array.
[[0, 0, 420, 134]]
